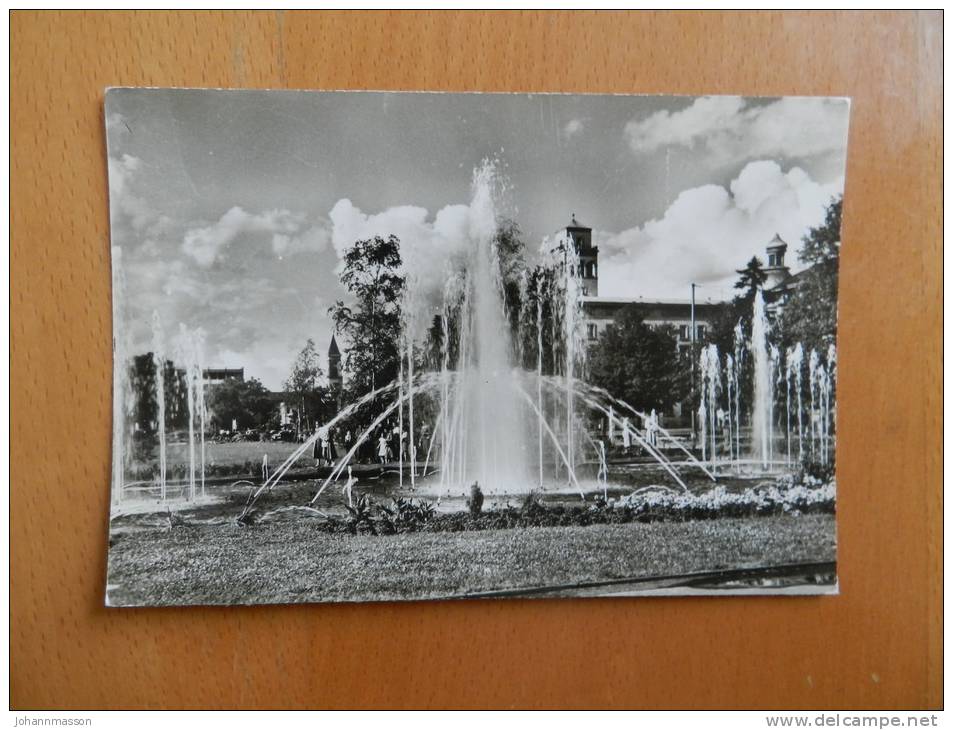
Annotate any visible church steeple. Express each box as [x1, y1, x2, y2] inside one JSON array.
[[328, 334, 342, 386]]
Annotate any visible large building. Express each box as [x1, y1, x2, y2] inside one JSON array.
[[565, 216, 723, 354], [202, 367, 244, 386], [565, 216, 794, 352], [566, 217, 796, 426]]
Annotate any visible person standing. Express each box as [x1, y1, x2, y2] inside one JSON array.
[[377, 431, 389, 465], [648, 409, 659, 447], [327, 427, 338, 465], [319, 427, 331, 467], [311, 423, 322, 466]]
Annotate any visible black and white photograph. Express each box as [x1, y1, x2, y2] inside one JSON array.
[[105, 89, 850, 606]]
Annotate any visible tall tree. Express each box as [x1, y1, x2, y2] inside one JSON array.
[[329, 234, 405, 397], [587, 305, 687, 413], [515, 265, 561, 374], [206, 377, 274, 431], [780, 196, 842, 353], [284, 339, 326, 434], [734, 256, 768, 304], [799, 196, 842, 266], [495, 218, 527, 325]]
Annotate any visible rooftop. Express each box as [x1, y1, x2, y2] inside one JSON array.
[[581, 295, 726, 306], [567, 213, 590, 231]]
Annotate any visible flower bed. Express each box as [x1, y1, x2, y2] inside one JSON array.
[[256, 477, 836, 536]]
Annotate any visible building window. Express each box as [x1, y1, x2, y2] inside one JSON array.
[[769, 253, 780, 266], [587, 323, 598, 341], [697, 325, 707, 340], [679, 324, 691, 341]]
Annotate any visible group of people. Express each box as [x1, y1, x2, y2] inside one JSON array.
[[614, 409, 661, 451], [312, 419, 433, 467], [375, 421, 431, 465], [311, 426, 336, 466]]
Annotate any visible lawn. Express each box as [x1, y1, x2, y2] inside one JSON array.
[[142, 440, 303, 469], [106, 514, 836, 606]]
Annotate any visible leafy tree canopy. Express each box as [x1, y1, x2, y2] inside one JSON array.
[[285, 339, 323, 396], [329, 235, 405, 396], [206, 377, 274, 431], [780, 196, 842, 353], [799, 196, 842, 266], [734, 256, 768, 304], [587, 305, 687, 413]]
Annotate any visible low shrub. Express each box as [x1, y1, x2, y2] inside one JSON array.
[[261, 476, 836, 537], [375, 496, 437, 534], [467, 482, 484, 517]]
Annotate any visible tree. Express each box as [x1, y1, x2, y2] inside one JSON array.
[[420, 221, 531, 372], [515, 264, 561, 373], [495, 218, 528, 333], [329, 234, 405, 397], [284, 339, 327, 435], [734, 256, 768, 305], [799, 196, 842, 266], [780, 196, 842, 354], [205, 377, 274, 432], [587, 305, 687, 413], [704, 302, 742, 362], [127, 353, 189, 453]]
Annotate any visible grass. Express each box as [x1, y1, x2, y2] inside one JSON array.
[[166, 440, 303, 466], [106, 514, 836, 606]]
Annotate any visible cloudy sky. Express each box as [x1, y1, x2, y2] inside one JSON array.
[[106, 89, 849, 390]]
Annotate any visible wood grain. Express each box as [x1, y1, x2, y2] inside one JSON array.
[[10, 10, 941, 709]]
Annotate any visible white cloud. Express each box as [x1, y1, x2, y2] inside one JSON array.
[[107, 153, 159, 236], [598, 160, 843, 300], [624, 96, 850, 167], [106, 112, 128, 134], [215, 296, 335, 390], [329, 198, 476, 308], [563, 118, 584, 140], [107, 153, 140, 197], [218, 343, 299, 391], [182, 206, 328, 267]]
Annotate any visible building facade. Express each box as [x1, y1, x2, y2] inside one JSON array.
[[202, 367, 244, 387], [566, 216, 724, 354], [567, 217, 795, 351]]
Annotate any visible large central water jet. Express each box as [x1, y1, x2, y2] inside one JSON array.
[[439, 162, 532, 492]]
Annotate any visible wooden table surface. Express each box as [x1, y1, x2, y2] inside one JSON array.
[[10, 11, 942, 709]]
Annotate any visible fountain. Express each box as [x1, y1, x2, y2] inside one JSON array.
[[436, 163, 535, 492], [698, 343, 721, 465], [732, 321, 745, 461], [685, 285, 838, 479], [112, 159, 837, 524], [750, 288, 773, 469], [786, 343, 804, 465], [111, 247, 130, 504], [174, 324, 207, 501], [151, 311, 168, 500], [810, 347, 835, 466], [236, 161, 701, 521]]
